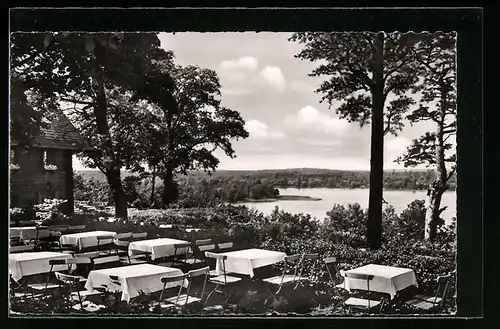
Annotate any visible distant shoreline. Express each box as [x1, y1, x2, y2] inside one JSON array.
[[236, 195, 322, 203]]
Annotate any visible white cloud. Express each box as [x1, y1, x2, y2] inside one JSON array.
[[259, 66, 286, 91], [386, 137, 410, 153], [220, 56, 258, 71], [286, 105, 349, 135], [244, 119, 285, 139]]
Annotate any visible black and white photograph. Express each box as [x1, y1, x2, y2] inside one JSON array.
[[8, 8, 482, 318]]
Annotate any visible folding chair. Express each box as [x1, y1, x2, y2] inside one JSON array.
[[340, 272, 385, 314], [29, 226, 50, 246], [26, 258, 88, 296], [170, 243, 192, 267], [154, 273, 189, 310], [297, 253, 320, 284], [10, 244, 35, 253], [262, 254, 304, 306], [204, 252, 242, 308], [405, 274, 453, 310], [323, 257, 347, 292], [10, 236, 23, 246], [112, 238, 149, 265], [96, 234, 116, 255], [180, 239, 215, 267], [54, 272, 102, 311]]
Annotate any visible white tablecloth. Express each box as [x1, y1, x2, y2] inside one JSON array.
[[9, 251, 74, 282], [128, 238, 190, 260], [60, 231, 117, 250], [344, 264, 419, 299], [215, 248, 287, 278], [84, 264, 186, 302], [10, 227, 50, 241]]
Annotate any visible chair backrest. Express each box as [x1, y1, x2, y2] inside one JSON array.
[[173, 243, 191, 256], [113, 238, 130, 248], [160, 273, 188, 284], [97, 235, 115, 241], [434, 274, 452, 305], [195, 239, 212, 246], [279, 254, 302, 282], [131, 232, 148, 239], [10, 244, 35, 253], [115, 232, 133, 240], [68, 225, 86, 232], [344, 272, 375, 293], [188, 266, 210, 279], [205, 252, 228, 282], [298, 253, 320, 279], [93, 255, 120, 266], [216, 242, 233, 251], [49, 225, 70, 232], [323, 256, 339, 284], [55, 271, 83, 284], [73, 251, 100, 259], [9, 236, 23, 246], [19, 220, 37, 226], [36, 225, 50, 231], [198, 244, 216, 252]]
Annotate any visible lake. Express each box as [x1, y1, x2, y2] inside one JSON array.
[[237, 188, 457, 225]]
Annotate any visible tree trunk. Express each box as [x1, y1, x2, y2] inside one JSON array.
[[425, 84, 449, 241], [107, 168, 128, 220], [93, 41, 128, 220], [162, 165, 174, 208], [150, 163, 156, 207], [367, 32, 386, 250]]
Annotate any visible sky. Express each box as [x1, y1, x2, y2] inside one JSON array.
[[74, 32, 451, 171]]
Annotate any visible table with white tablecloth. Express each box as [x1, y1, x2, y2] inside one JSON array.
[[9, 251, 74, 282], [84, 264, 186, 302], [59, 231, 116, 250], [215, 248, 287, 278], [128, 238, 190, 260], [344, 264, 419, 299], [10, 227, 50, 241]]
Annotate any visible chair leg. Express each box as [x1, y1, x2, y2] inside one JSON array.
[[203, 285, 220, 308]]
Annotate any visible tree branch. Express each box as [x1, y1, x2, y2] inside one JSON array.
[[61, 97, 96, 106]]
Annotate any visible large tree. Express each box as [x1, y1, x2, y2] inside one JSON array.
[[290, 32, 420, 249], [139, 63, 249, 207], [10, 32, 174, 220], [396, 32, 457, 242]]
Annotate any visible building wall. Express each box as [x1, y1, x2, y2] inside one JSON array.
[[10, 147, 75, 214]]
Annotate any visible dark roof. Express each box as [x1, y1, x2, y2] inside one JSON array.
[[12, 112, 86, 150]]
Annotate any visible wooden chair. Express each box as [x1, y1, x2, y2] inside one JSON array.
[[323, 257, 347, 292], [182, 239, 215, 267], [340, 272, 385, 313], [92, 255, 121, 270], [29, 226, 50, 246], [262, 254, 304, 306], [27, 257, 91, 295], [203, 252, 242, 308], [112, 238, 149, 265], [405, 274, 453, 310], [169, 243, 192, 267], [55, 271, 102, 311], [10, 236, 23, 246], [96, 234, 116, 255], [154, 273, 189, 309], [297, 253, 320, 285]]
